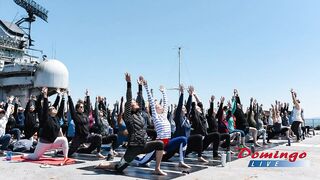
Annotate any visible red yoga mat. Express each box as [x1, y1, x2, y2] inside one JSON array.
[[10, 156, 77, 166]]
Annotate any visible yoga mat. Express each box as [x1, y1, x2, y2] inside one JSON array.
[[9, 156, 81, 166]]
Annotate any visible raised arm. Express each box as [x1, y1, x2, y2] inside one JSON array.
[[248, 98, 253, 118], [36, 93, 43, 118], [41, 87, 49, 125], [290, 89, 300, 109], [124, 73, 132, 122], [136, 76, 146, 112], [119, 96, 124, 115], [117, 96, 124, 125], [193, 92, 201, 104], [231, 96, 237, 114], [52, 89, 61, 109], [208, 95, 215, 117], [186, 86, 194, 116], [84, 89, 91, 115], [13, 98, 19, 119], [94, 97, 102, 125], [5, 96, 15, 119], [24, 98, 31, 117], [57, 93, 65, 119], [174, 85, 184, 125], [194, 91, 204, 115], [159, 85, 168, 117], [67, 91, 77, 121], [217, 97, 225, 122], [233, 89, 243, 107], [142, 78, 158, 120]]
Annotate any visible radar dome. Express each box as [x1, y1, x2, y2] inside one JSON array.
[[34, 59, 69, 89]]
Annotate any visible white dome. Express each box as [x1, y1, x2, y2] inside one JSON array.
[[34, 59, 69, 89]]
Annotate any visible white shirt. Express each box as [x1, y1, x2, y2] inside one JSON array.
[[0, 104, 14, 137]]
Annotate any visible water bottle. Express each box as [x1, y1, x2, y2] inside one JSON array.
[[287, 138, 291, 146], [221, 153, 226, 167], [250, 145, 255, 154], [108, 127, 113, 135], [226, 151, 231, 162], [6, 151, 12, 161]]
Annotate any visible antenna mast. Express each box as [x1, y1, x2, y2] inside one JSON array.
[[178, 47, 181, 87]]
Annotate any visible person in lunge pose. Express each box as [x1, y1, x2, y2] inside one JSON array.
[[95, 73, 167, 176], [132, 76, 190, 168], [22, 88, 68, 165], [67, 89, 105, 158]]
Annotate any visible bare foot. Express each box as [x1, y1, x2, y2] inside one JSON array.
[[95, 162, 114, 170], [96, 153, 106, 159], [60, 157, 68, 166], [179, 162, 191, 168], [198, 157, 209, 163], [113, 151, 119, 156], [153, 169, 167, 176]]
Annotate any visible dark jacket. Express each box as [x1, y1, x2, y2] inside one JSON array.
[[39, 97, 63, 143], [189, 96, 208, 136], [68, 95, 90, 138], [206, 101, 218, 133], [234, 95, 249, 131], [24, 99, 39, 139], [216, 102, 229, 133], [124, 82, 146, 147]]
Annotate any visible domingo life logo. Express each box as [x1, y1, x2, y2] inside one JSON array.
[[237, 147, 310, 167]]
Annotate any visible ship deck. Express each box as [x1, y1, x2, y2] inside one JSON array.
[[1, 133, 319, 180]]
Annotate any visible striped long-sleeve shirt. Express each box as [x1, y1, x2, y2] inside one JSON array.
[[144, 84, 171, 140]]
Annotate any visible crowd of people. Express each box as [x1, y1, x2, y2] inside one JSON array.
[[0, 73, 312, 175]]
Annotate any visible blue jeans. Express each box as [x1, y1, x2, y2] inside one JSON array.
[[0, 134, 12, 150]]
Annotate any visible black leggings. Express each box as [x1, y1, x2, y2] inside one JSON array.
[[301, 126, 310, 136], [115, 140, 164, 172], [186, 134, 203, 157], [291, 121, 302, 141], [219, 133, 231, 151], [68, 134, 103, 156], [203, 132, 220, 157], [267, 127, 289, 141], [186, 132, 220, 157], [102, 134, 118, 150]]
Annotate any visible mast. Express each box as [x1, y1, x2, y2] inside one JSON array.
[[178, 47, 181, 87]]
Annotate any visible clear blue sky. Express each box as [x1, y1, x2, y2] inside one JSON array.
[[1, 0, 319, 118]]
